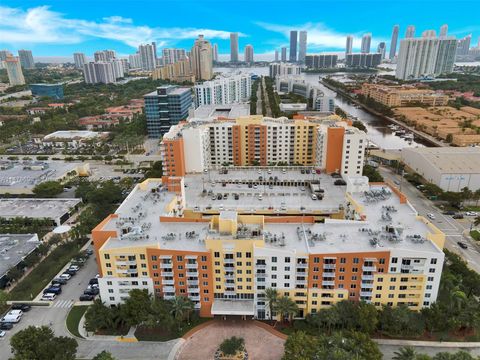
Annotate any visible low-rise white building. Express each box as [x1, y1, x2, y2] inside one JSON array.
[[402, 147, 480, 191], [43, 131, 109, 148]]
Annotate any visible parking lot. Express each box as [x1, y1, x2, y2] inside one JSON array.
[[0, 245, 99, 352]]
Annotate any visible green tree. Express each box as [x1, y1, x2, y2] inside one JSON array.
[[352, 120, 368, 133], [393, 346, 418, 360], [264, 288, 279, 321], [92, 351, 116, 360], [144, 161, 163, 178], [10, 326, 78, 360], [219, 336, 245, 356], [169, 296, 194, 323], [275, 295, 298, 323], [282, 331, 318, 360], [32, 181, 64, 198], [121, 289, 153, 327], [84, 299, 124, 332], [363, 164, 384, 182]]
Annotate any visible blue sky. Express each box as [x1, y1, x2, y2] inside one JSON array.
[[1, 0, 479, 60]]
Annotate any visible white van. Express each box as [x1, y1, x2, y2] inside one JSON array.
[[2, 312, 22, 323], [41, 293, 56, 301]]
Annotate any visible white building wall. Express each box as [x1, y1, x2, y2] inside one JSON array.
[[183, 126, 209, 173], [341, 128, 366, 176], [99, 277, 154, 306]]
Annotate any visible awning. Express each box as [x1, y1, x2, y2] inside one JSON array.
[[211, 299, 255, 316]]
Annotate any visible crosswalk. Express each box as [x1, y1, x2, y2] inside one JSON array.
[[52, 300, 75, 308]]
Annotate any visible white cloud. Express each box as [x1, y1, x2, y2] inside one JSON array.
[[256, 21, 387, 51], [0, 5, 238, 48]]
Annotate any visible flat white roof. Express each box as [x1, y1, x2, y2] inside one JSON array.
[[211, 299, 255, 315], [402, 147, 480, 174], [0, 198, 81, 220]]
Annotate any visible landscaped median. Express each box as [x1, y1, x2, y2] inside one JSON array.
[[66, 305, 89, 338]]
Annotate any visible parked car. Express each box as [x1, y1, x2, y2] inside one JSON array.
[[10, 304, 31, 312], [52, 278, 67, 285], [65, 269, 77, 276], [59, 273, 71, 280], [0, 330, 5, 337], [84, 288, 99, 296], [334, 179, 347, 186], [68, 265, 80, 272], [79, 294, 95, 301], [0, 322, 13, 330], [427, 213, 436, 220], [1, 312, 22, 323], [43, 286, 61, 295], [465, 211, 477, 216], [453, 214, 464, 219], [457, 242, 468, 249], [41, 293, 56, 301], [443, 210, 455, 215], [89, 278, 99, 285], [85, 249, 94, 256]]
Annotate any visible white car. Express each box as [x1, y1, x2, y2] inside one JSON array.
[[59, 273, 71, 280], [465, 211, 477, 216], [69, 265, 80, 272], [427, 213, 436, 220], [0, 330, 5, 337]]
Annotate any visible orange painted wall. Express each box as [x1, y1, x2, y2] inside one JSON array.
[[308, 251, 390, 302], [163, 138, 185, 177], [325, 127, 345, 174], [91, 214, 119, 276], [146, 248, 214, 317]]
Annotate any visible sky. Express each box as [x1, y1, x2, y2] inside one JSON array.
[[0, 0, 479, 61]]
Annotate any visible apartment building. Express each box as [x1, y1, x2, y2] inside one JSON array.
[[361, 84, 449, 107], [159, 115, 365, 176], [269, 63, 302, 78], [93, 173, 445, 319], [151, 59, 195, 83], [194, 74, 252, 107]]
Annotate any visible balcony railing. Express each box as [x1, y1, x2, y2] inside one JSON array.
[[362, 274, 374, 281], [362, 266, 377, 272], [322, 272, 335, 278], [160, 263, 173, 269], [187, 280, 199, 286], [323, 264, 336, 270], [186, 263, 198, 269], [163, 294, 176, 300], [360, 291, 372, 297], [322, 280, 335, 286], [162, 279, 175, 285], [296, 263, 308, 268], [255, 263, 267, 269], [161, 271, 174, 277], [224, 258, 235, 264]]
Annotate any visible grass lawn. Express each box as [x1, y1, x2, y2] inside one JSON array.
[[471, 230, 480, 241], [66, 305, 89, 338], [9, 238, 89, 300], [135, 317, 211, 342]]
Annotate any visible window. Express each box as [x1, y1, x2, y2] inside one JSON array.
[[140, 254, 146, 260], [176, 255, 183, 261], [430, 258, 437, 264], [353, 258, 359, 264], [339, 275, 344, 280], [151, 255, 157, 261], [246, 252, 252, 258], [352, 267, 358, 273], [236, 262, 242, 266], [339, 267, 345, 273], [214, 252, 220, 258], [391, 257, 398, 264], [376, 286, 382, 290], [388, 294, 394, 298], [350, 284, 356, 289], [272, 257, 277, 263], [375, 294, 381, 298], [428, 276, 434, 282], [379, 258, 385, 264], [284, 283, 290, 287], [108, 289, 114, 293], [340, 258, 346, 264], [107, 281, 112, 285], [313, 257, 320, 263], [106, 263, 111, 268], [236, 252, 242, 258], [201, 256, 207, 262], [351, 275, 357, 281], [285, 257, 291, 263], [389, 286, 395, 290], [429, 268, 436, 273], [109, 297, 115, 301], [378, 277, 383, 282], [104, 254, 110, 260], [214, 261, 220, 266], [107, 271, 112, 275], [178, 265, 183, 270]]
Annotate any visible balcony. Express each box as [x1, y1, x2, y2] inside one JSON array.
[[224, 258, 235, 264], [186, 263, 198, 269], [296, 263, 308, 269], [360, 291, 372, 297], [323, 264, 336, 270], [256, 278, 266, 283], [224, 291, 236, 296], [255, 263, 267, 269], [322, 280, 335, 286], [186, 271, 199, 277], [255, 272, 267, 277], [361, 282, 374, 289], [194, 302, 202, 309], [256, 304, 266, 309], [162, 279, 175, 285], [362, 274, 374, 281], [187, 280, 199, 286], [189, 295, 201, 301], [296, 279, 307, 285], [362, 266, 377, 272], [162, 286, 175, 292], [116, 260, 136, 266], [161, 271, 174, 277], [160, 263, 173, 269], [322, 272, 335, 278], [224, 274, 235, 280], [187, 286, 199, 292], [163, 294, 176, 300]]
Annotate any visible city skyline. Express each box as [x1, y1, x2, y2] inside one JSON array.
[[1, 1, 479, 59]]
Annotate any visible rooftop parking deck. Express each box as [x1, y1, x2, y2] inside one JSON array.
[[0, 198, 82, 222]]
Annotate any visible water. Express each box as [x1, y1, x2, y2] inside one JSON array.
[[214, 66, 427, 150]]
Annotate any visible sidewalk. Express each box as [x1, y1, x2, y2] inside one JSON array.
[[375, 338, 480, 348]]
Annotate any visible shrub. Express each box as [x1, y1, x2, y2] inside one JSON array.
[[219, 336, 245, 356]]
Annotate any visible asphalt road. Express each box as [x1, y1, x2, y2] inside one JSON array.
[[379, 166, 480, 273], [379, 344, 480, 359]]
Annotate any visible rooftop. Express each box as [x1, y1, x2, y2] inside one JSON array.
[[0, 234, 40, 278], [98, 170, 443, 256], [44, 130, 105, 140], [191, 103, 250, 120], [402, 147, 480, 174], [0, 198, 82, 220], [0, 160, 81, 190]]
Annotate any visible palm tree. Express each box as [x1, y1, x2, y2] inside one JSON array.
[[264, 288, 279, 321], [169, 296, 194, 323], [275, 296, 298, 323], [392, 346, 417, 360], [474, 215, 480, 228]]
